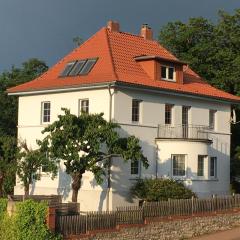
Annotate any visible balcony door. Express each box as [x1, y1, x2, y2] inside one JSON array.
[[182, 106, 190, 138]]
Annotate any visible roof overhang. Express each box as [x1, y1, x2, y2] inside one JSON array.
[[134, 55, 187, 65], [7, 80, 240, 105], [115, 81, 240, 105], [7, 81, 116, 96]]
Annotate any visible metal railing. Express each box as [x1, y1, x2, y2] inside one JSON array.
[[157, 124, 211, 140]]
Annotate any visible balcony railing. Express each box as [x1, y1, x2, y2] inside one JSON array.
[[157, 124, 211, 141]]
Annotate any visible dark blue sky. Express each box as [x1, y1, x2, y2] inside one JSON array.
[[0, 0, 239, 73]]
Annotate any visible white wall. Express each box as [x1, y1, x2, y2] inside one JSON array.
[[16, 86, 232, 210], [16, 88, 111, 211], [111, 88, 231, 206]]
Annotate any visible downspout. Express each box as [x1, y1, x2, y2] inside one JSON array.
[[106, 84, 114, 211]]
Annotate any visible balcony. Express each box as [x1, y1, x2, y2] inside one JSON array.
[[157, 124, 211, 141]]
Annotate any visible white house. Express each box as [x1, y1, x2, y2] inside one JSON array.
[[8, 21, 240, 211]]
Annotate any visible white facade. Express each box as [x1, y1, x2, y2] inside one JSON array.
[[14, 85, 232, 210]]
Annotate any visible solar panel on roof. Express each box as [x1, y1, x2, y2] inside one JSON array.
[[68, 60, 87, 76], [79, 59, 97, 75], [60, 61, 76, 77]]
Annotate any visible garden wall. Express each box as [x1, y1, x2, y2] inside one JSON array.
[[67, 211, 240, 240]]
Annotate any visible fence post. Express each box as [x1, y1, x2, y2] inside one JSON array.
[[212, 194, 216, 213], [168, 198, 171, 219], [191, 196, 194, 216], [86, 213, 88, 234], [46, 207, 56, 233]]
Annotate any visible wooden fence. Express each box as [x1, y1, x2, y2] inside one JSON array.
[[55, 194, 240, 236], [10, 194, 62, 206]]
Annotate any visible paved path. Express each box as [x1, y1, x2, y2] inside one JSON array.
[[193, 227, 240, 240]]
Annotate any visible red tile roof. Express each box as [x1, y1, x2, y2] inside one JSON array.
[[7, 27, 240, 103]]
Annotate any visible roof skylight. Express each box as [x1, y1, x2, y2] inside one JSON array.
[[60, 61, 76, 77], [80, 59, 97, 75], [60, 58, 98, 77], [68, 60, 86, 76]]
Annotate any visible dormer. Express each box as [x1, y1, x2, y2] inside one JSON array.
[[135, 55, 185, 84]]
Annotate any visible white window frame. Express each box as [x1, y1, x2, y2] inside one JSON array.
[[165, 104, 173, 125], [209, 109, 216, 130], [172, 154, 186, 177], [161, 65, 176, 82], [130, 160, 140, 176], [210, 156, 217, 178], [197, 155, 207, 177], [132, 99, 142, 123], [78, 99, 89, 115], [41, 101, 51, 124]]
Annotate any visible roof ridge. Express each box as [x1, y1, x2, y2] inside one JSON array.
[[105, 28, 119, 80]]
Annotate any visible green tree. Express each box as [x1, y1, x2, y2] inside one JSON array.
[[39, 109, 149, 202], [0, 58, 48, 136], [158, 9, 240, 95], [158, 9, 240, 183], [17, 141, 58, 197], [0, 58, 48, 195], [0, 136, 18, 197], [131, 178, 196, 201]]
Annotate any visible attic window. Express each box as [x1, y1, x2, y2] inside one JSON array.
[[68, 60, 86, 76], [161, 65, 176, 82], [60, 61, 76, 77], [60, 58, 98, 77], [80, 59, 97, 75]]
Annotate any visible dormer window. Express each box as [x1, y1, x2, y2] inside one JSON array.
[[161, 65, 176, 82]]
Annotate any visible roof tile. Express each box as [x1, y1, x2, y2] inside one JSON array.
[[7, 27, 240, 103]]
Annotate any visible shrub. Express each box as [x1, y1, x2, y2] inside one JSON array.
[[131, 178, 196, 201], [0, 198, 7, 217], [0, 199, 61, 240], [15, 199, 61, 240]]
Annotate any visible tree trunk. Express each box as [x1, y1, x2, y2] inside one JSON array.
[[0, 174, 4, 198], [71, 172, 83, 202], [24, 184, 29, 197]]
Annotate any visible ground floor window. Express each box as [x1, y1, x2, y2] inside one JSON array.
[[197, 155, 205, 176], [131, 160, 139, 175], [172, 154, 186, 176], [210, 157, 217, 177]]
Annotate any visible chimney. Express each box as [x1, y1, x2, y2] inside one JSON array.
[[140, 24, 153, 40], [107, 20, 120, 32]]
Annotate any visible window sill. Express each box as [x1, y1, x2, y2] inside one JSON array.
[[129, 176, 140, 181], [161, 78, 176, 83], [131, 121, 141, 125], [172, 177, 219, 182]]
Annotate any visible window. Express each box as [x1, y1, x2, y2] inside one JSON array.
[[172, 154, 186, 176], [161, 66, 167, 79], [60, 58, 98, 77], [131, 160, 139, 175], [68, 60, 86, 76], [210, 157, 217, 177], [80, 59, 97, 75], [209, 110, 216, 129], [161, 65, 175, 81], [197, 155, 205, 176], [79, 99, 89, 114], [60, 61, 76, 77], [165, 104, 173, 124], [132, 99, 141, 122], [41, 101, 51, 123], [41, 152, 51, 173]]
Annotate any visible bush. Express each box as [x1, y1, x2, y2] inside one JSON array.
[[15, 199, 61, 240], [0, 198, 7, 217], [131, 178, 196, 201], [0, 199, 61, 240]]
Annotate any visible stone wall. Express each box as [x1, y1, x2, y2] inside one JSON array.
[[67, 212, 240, 240]]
